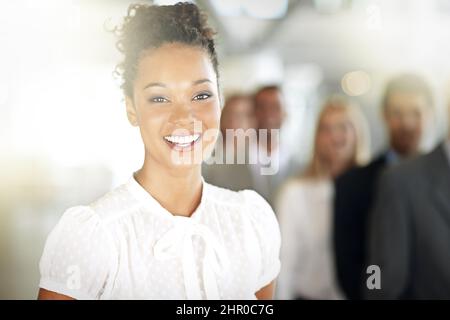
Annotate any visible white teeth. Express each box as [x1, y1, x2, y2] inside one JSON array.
[[164, 134, 200, 145]]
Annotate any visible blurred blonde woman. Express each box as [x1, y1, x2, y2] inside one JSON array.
[[276, 95, 370, 300]]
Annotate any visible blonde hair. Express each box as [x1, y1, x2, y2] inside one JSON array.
[[304, 95, 371, 179]]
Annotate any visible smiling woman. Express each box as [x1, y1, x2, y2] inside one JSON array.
[[37, 1, 281, 300]]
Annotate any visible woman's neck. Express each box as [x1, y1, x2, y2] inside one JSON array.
[[134, 154, 203, 217], [307, 158, 354, 180]]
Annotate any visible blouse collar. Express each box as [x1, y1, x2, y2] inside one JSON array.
[[127, 173, 208, 221], [127, 174, 226, 299]]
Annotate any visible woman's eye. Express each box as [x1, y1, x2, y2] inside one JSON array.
[[149, 96, 169, 103], [193, 93, 212, 101]]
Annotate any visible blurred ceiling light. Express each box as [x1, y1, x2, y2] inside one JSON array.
[[314, 0, 344, 13], [154, 0, 195, 5], [210, 0, 288, 19], [220, 51, 283, 93], [341, 70, 371, 96]]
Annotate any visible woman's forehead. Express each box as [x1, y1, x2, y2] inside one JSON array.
[[135, 43, 217, 86]]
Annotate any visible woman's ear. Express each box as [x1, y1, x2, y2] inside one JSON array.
[[125, 96, 139, 127]]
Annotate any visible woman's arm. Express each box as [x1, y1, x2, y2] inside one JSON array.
[[39, 284, 276, 300], [255, 281, 276, 300], [40, 285, 276, 300], [37, 288, 75, 300]]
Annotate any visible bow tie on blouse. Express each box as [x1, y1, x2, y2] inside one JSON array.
[[153, 217, 229, 299]]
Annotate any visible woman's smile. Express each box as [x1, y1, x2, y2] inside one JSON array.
[[163, 133, 202, 151]]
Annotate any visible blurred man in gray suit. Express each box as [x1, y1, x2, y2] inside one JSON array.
[[334, 74, 434, 299], [202, 94, 257, 191], [366, 103, 450, 299], [249, 85, 298, 207]]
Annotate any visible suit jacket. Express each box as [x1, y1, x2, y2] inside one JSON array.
[[202, 163, 254, 192], [203, 158, 300, 210], [365, 143, 450, 299], [333, 153, 388, 299]]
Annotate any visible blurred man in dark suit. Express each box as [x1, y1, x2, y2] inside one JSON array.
[[366, 105, 450, 298], [333, 74, 434, 299]]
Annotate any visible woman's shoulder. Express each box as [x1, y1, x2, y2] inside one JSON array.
[[80, 178, 145, 224], [39, 204, 117, 299], [205, 182, 277, 225], [45, 204, 113, 247], [39, 183, 136, 276], [205, 181, 270, 209], [49, 179, 140, 235], [49, 205, 96, 233]]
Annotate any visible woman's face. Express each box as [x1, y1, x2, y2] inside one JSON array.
[[126, 43, 221, 169], [316, 108, 357, 168]]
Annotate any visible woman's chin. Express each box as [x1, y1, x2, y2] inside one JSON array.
[[166, 149, 205, 167]]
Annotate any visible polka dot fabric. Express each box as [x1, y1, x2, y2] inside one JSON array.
[[39, 176, 281, 299]]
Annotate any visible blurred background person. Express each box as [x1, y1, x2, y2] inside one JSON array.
[[276, 96, 370, 300], [203, 94, 257, 190], [249, 85, 297, 208], [333, 74, 435, 300], [366, 101, 450, 299]]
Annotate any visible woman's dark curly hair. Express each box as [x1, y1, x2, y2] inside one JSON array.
[[113, 2, 219, 98]]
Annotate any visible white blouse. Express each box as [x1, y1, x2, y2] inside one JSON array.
[[276, 178, 344, 300], [39, 176, 281, 300]]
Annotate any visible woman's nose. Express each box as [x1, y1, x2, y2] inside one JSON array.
[[169, 102, 195, 124]]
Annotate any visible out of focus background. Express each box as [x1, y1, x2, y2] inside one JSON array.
[[1, 0, 450, 299]]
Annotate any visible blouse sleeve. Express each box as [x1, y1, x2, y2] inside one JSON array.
[[243, 190, 282, 292], [39, 206, 116, 300]]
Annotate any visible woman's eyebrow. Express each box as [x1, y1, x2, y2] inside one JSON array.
[[143, 82, 166, 90], [143, 79, 212, 90], [192, 79, 212, 86]]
